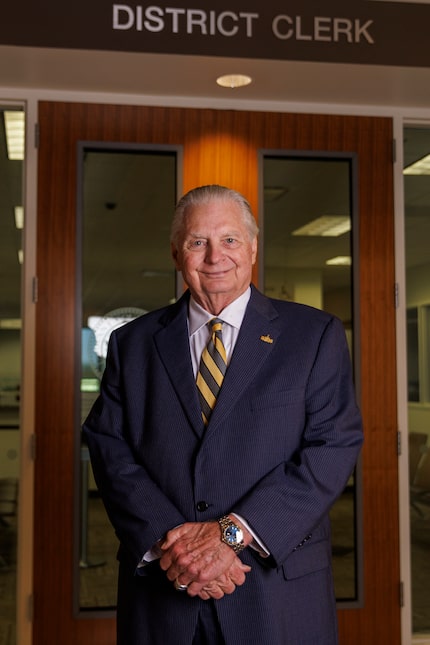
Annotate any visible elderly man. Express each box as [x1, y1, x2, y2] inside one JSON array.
[[83, 184, 363, 645]]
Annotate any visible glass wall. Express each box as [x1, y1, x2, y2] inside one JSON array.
[[404, 126, 430, 636], [0, 106, 24, 645], [76, 144, 180, 610], [261, 153, 361, 602]]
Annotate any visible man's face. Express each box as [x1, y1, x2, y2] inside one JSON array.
[[171, 198, 257, 310]]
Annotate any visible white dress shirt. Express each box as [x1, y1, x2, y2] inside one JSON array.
[[188, 287, 251, 376]]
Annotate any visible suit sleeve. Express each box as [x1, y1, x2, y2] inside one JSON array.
[[82, 330, 186, 565], [232, 316, 363, 567]]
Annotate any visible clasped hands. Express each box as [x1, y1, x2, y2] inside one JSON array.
[[159, 520, 251, 600]]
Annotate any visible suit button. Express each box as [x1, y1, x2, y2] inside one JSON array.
[[196, 501, 209, 512]]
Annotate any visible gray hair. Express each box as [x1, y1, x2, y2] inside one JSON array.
[[170, 185, 259, 246]]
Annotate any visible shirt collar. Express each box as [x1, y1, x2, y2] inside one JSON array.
[[188, 287, 251, 336]]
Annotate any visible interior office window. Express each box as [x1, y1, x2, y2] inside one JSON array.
[[0, 105, 24, 645], [407, 307, 419, 402], [406, 305, 430, 404], [404, 126, 430, 636], [261, 153, 362, 603], [76, 144, 180, 611]]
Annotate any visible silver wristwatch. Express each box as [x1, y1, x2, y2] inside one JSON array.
[[218, 515, 245, 554]]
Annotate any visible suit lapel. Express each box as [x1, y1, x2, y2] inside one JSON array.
[[154, 288, 281, 440], [204, 288, 280, 436], [154, 294, 204, 437]]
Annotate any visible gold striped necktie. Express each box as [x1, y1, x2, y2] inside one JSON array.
[[196, 318, 227, 425]]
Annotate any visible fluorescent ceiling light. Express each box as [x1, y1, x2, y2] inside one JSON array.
[[14, 206, 24, 229], [0, 319, 22, 329], [292, 216, 351, 237], [403, 154, 430, 175], [216, 74, 252, 88], [4, 110, 25, 160], [18, 249, 24, 265], [325, 256, 352, 266]]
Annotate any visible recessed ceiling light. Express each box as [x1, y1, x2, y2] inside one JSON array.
[[292, 216, 351, 237], [216, 74, 252, 89], [403, 154, 430, 175]]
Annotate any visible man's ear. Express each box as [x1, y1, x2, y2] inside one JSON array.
[[171, 242, 181, 271], [251, 237, 258, 265]]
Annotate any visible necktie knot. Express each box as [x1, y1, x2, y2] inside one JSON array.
[[209, 318, 227, 363], [211, 318, 223, 333]]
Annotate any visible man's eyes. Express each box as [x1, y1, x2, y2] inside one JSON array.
[[189, 239, 206, 248], [187, 237, 240, 249]]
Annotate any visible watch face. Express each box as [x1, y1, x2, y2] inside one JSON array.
[[225, 525, 243, 544]]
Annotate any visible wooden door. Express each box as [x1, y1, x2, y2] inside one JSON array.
[[35, 102, 399, 644]]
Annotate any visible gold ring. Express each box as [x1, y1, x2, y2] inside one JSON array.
[[174, 578, 188, 592]]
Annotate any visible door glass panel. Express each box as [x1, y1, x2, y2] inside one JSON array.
[[404, 126, 430, 636], [0, 106, 24, 645], [262, 153, 361, 602], [77, 145, 179, 611]]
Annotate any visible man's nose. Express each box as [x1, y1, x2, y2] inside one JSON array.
[[205, 242, 223, 262]]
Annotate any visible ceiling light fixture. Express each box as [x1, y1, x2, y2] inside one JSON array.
[[14, 206, 24, 229], [4, 110, 25, 160], [325, 256, 352, 266], [0, 319, 22, 329], [292, 216, 351, 237], [403, 154, 430, 175], [216, 74, 252, 89]]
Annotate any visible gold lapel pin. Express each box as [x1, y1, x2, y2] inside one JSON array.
[[260, 334, 274, 344]]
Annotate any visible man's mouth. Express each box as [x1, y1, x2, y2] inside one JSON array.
[[203, 271, 228, 278]]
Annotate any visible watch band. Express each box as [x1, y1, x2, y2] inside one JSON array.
[[218, 515, 245, 554]]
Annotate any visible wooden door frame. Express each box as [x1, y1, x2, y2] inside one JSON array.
[[35, 102, 399, 644]]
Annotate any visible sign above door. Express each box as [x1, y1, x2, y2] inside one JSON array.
[[2, 0, 430, 68]]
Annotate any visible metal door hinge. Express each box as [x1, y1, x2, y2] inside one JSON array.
[[34, 123, 39, 149], [32, 276, 38, 303], [394, 282, 399, 309], [397, 431, 401, 456]]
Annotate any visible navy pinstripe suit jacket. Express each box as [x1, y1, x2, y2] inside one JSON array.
[[83, 285, 363, 645]]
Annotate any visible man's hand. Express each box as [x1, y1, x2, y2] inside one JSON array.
[[196, 556, 251, 600], [159, 520, 251, 598]]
